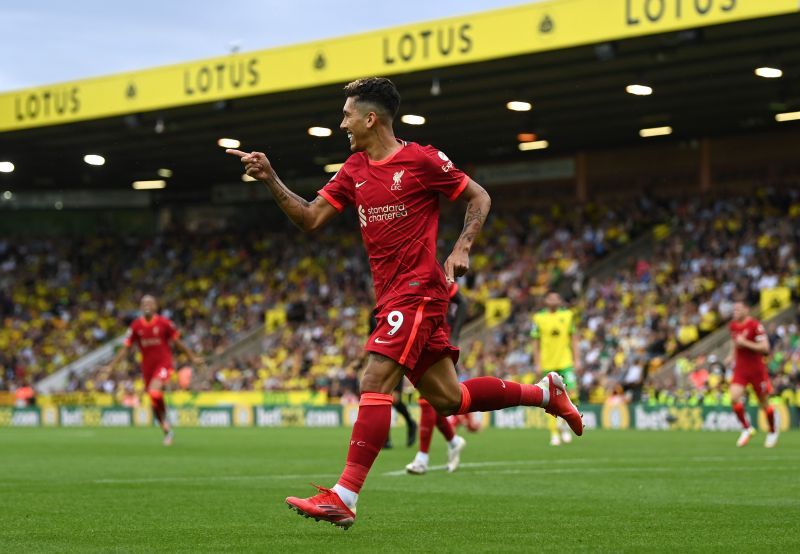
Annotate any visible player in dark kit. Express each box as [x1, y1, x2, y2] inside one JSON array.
[[727, 301, 778, 448], [104, 295, 204, 445], [227, 77, 582, 529]]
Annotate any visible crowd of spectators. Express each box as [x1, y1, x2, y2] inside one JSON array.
[[0, 224, 370, 391], [3, 187, 798, 409], [469, 188, 800, 405]]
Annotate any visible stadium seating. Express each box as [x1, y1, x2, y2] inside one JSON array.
[[3, 188, 797, 406], [469, 189, 800, 403]]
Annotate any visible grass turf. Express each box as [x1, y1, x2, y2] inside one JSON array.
[[1, 426, 798, 552]]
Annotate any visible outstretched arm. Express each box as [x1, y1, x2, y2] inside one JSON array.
[[103, 343, 131, 372], [174, 338, 206, 370], [443, 179, 491, 282], [531, 338, 541, 378], [734, 333, 770, 355], [572, 330, 582, 372], [227, 149, 339, 232]]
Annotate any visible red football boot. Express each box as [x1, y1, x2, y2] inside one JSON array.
[[286, 484, 356, 529], [542, 372, 583, 436]]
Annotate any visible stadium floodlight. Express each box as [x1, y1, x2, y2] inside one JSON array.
[[132, 180, 167, 190], [639, 126, 672, 138], [83, 154, 105, 166], [0, 161, 14, 173], [626, 84, 653, 96], [506, 101, 532, 112], [308, 126, 333, 137], [157, 168, 173, 178], [241, 173, 257, 182], [2, 191, 12, 200], [217, 138, 241, 148], [400, 114, 426, 125], [518, 140, 549, 151], [517, 133, 537, 142], [755, 67, 782, 79], [324, 162, 344, 173], [775, 111, 800, 122]]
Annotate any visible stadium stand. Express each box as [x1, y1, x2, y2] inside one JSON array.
[[467, 187, 800, 404], [3, 187, 797, 407]]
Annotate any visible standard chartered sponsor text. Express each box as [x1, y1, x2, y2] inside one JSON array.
[[367, 203, 408, 223]]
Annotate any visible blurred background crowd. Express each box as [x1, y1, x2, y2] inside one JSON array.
[[2, 187, 799, 408]]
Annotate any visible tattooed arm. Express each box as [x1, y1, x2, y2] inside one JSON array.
[[444, 179, 491, 281], [226, 149, 338, 232]]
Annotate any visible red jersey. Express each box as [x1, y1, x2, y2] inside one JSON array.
[[729, 317, 767, 373], [318, 140, 469, 308], [124, 314, 179, 373]]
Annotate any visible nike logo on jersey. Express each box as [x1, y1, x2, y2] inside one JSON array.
[[374, 337, 393, 344], [355, 180, 367, 188]]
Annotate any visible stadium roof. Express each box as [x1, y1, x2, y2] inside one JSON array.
[[1, 0, 799, 196]]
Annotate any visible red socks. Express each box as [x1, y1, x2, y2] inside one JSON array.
[[436, 412, 455, 442], [337, 392, 393, 493], [418, 399, 455, 454], [457, 377, 543, 414], [734, 401, 776, 433], [765, 405, 776, 433], [148, 390, 166, 423], [732, 402, 749, 429], [418, 399, 435, 454]]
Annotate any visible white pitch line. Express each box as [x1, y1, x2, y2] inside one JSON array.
[[381, 458, 605, 477], [382, 455, 797, 477], [91, 455, 798, 484], [467, 465, 798, 476]]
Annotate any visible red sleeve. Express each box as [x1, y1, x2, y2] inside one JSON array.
[[318, 158, 356, 212], [419, 145, 470, 201]]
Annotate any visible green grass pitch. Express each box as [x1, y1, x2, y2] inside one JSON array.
[[1, 426, 798, 552]]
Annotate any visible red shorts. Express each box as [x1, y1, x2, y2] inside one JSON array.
[[143, 365, 174, 388], [732, 368, 772, 398], [366, 295, 459, 386]]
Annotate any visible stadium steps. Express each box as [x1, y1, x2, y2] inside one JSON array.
[[650, 304, 797, 389], [200, 312, 489, 382], [36, 334, 126, 394], [581, 228, 657, 284], [207, 325, 266, 369]]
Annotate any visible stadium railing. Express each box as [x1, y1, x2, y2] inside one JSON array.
[[36, 334, 126, 394]]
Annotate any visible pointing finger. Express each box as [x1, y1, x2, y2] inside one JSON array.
[[225, 149, 247, 158]]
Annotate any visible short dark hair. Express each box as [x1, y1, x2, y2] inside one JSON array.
[[343, 77, 401, 119]]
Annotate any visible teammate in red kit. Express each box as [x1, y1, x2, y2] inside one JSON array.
[[104, 295, 203, 445], [727, 300, 778, 448], [227, 77, 582, 529]]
